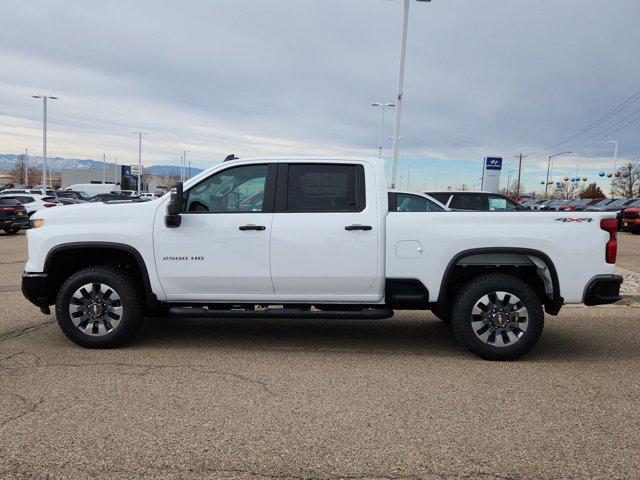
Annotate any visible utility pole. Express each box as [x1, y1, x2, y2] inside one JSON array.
[[32, 95, 58, 194], [515, 153, 526, 196], [545, 152, 572, 198]]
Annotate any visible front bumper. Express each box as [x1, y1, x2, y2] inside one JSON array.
[[0, 216, 29, 229], [22, 273, 50, 312], [583, 275, 623, 306]]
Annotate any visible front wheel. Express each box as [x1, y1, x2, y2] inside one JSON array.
[[451, 274, 544, 361], [55, 266, 143, 348]]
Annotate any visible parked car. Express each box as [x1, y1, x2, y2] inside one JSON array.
[[0, 188, 56, 196], [424, 191, 526, 212], [139, 192, 159, 201], [66, 183, 121, 197], [87, 193, 142, 204], [0, 194, 60, 216], [56, 197, 88, 206], [120, 190, 137, 196], [0, 197, 29, 234], [588, 198, 638, 212], [56, 190, 90, 200], [388, 191, 448, 212], [621, 204, 640, 233], [23, 157, 621, 361]]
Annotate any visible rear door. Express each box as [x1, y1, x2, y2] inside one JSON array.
[[270, 162, 380, 300]]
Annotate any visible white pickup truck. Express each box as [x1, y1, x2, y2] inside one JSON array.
[[22, 157, 623, 360]]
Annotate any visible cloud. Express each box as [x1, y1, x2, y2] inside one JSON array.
[[0, 0, 639, 192]]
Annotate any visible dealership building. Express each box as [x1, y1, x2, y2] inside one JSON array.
[[60, 166, 165, 192]]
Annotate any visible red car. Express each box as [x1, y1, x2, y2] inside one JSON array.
[[621, 207, 640, 233]]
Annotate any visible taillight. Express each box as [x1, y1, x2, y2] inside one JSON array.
[[43, 203, 57, 208], [0, 206, 15, 211], [601, 218, 618, 264]]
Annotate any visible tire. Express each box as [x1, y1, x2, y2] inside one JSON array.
[[431, 302, 451, 323], [55, 266, 144, 348], [451, 274, 544, 361], [3, 227, 20, 234]]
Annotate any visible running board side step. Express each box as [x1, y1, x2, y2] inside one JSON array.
[[168, 307, 394, 320]]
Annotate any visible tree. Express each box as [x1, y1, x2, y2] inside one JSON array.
[[611, 161, 640, 198], [9, 154, 39, 186], [579, 183, 606, 199], [157, 173, 181, 191]]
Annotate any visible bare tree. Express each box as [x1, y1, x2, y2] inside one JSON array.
[[611, 161, 640, 198], [8, 155, 39, 186], [157, 173, 181, 191]]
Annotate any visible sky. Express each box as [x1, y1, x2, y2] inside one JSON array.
[[1, 0, 639, 193]]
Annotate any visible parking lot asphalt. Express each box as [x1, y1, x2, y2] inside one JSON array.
[[1, 231, 639, 479], [618, 231, 640, 273]]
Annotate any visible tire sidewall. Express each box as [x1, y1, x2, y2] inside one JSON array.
[[452, 275, 544, 360], [56, 267, 142, 348]]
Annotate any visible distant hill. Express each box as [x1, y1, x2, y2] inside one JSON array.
[[0, 153, 204, 176]]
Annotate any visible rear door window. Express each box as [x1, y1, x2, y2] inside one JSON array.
[[284, 164, 364, 212]]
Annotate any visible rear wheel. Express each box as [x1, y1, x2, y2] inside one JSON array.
[[2, 227, 20, 234], [451, 274, 544, 360], [55, 266, 143, 348]]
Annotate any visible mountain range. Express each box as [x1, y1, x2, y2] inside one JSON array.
[[0, 153, 204, 177]]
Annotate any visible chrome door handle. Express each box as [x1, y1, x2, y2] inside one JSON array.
[[345, 225, 372, 231], [239, 225, 266, 231]]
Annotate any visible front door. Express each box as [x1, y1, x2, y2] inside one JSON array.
[[153, 163, 276, 301], [269, 162, 381, 301]]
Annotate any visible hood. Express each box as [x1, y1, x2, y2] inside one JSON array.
[[32, 199, 158, 223]]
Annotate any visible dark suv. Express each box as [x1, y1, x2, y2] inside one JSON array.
[[424, 191, 526, 212], [0, 198, 29, 234]]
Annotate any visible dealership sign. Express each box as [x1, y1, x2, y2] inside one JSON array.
[[130, 165, 143, 176], [481, 157, 502, 193]]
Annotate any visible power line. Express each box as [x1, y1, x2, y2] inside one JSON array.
[[569, 112, 640, 151], [527, 87, 640, 156]]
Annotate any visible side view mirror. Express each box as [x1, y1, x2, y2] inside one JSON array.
[[165, 182, 184, 228]]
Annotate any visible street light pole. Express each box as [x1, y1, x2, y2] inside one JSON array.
[[32, 95, 58, 194], [102, 153, 106, 184], [545, 151, 573, 198], [132, 131, 148, 194], [389, 0, 431, 188], [372, 102, 395, 159]]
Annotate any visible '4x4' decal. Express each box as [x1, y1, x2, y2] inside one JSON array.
[[555, 217, 593, 223]]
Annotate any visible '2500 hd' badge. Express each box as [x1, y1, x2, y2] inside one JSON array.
[[555, 218, 593, 223], [163, 256, 205, 261]]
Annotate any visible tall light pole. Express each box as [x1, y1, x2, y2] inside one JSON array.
[[102, 153, 106, 184], [390, 0, 431, 189], [545, 151, 573, 198], [132, 131, 148, 194], [372, 102, 395, 159], [32, 95, 58, 194]]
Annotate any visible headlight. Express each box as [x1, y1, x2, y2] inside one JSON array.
[[30, 219, 44, 229]]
